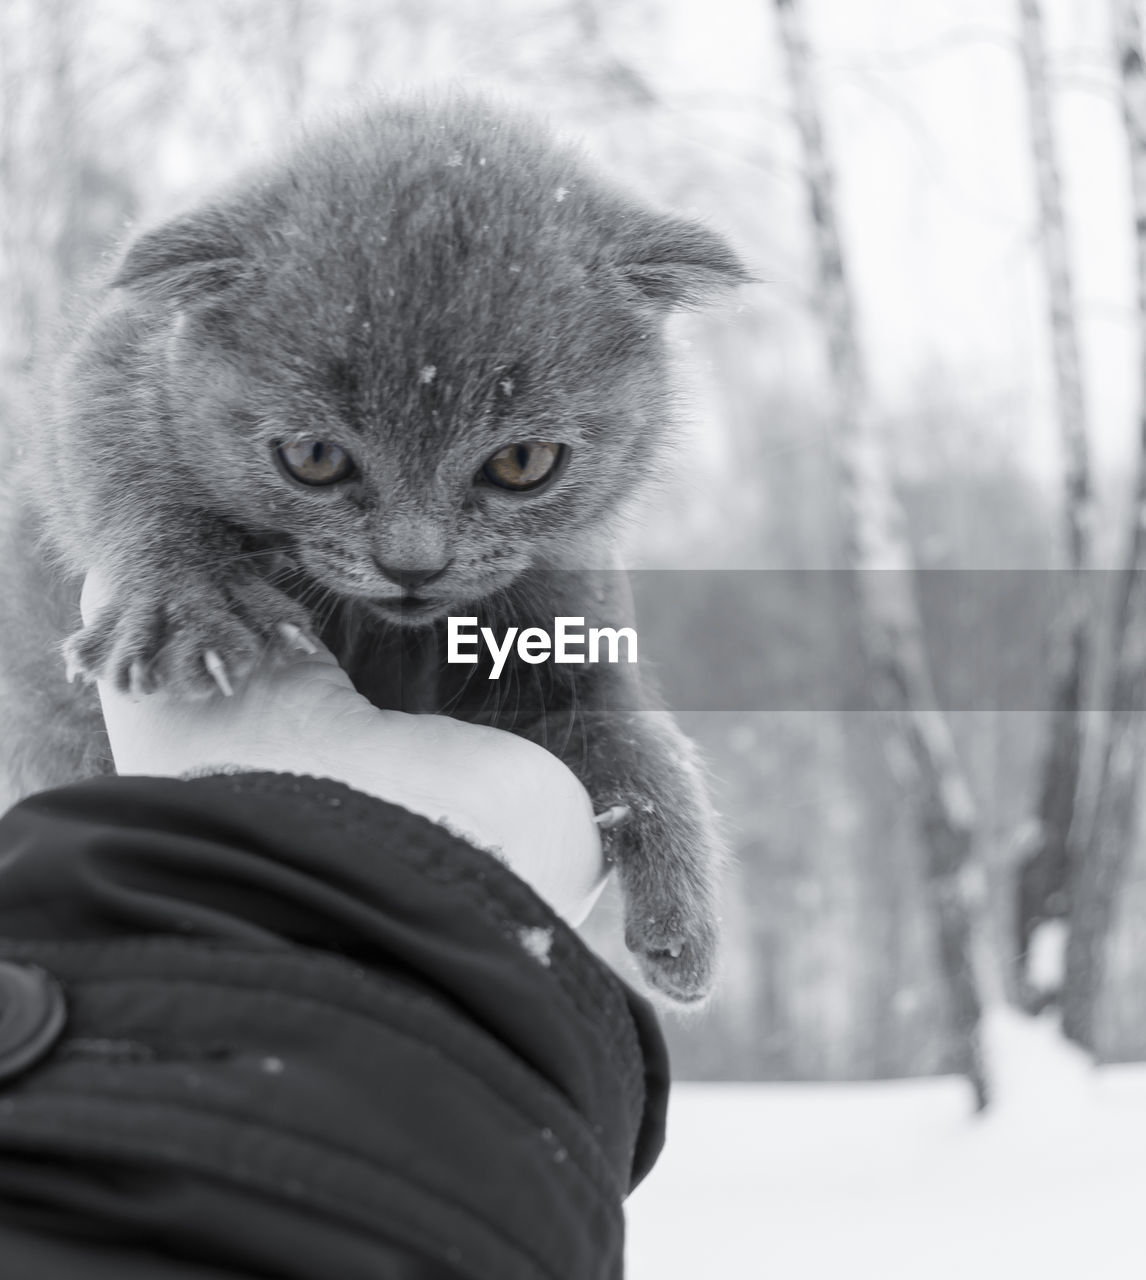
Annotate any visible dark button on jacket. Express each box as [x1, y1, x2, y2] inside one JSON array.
[[0, 773, 668, 1279], [0, 961, 66, 1083]]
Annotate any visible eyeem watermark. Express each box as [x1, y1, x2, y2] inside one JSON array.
[[447, 616, 638, 679]]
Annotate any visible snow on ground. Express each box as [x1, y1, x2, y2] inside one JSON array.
[[626, 1010, 1146, 1279]]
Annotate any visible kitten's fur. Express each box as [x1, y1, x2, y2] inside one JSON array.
[[0, 97, 747, 1003]]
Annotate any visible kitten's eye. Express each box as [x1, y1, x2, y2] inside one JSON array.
[[480, 441, 565, 492], [277, 438, 356, 486]]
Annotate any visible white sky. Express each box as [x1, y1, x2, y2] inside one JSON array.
[[660, 0, 1137, 490]]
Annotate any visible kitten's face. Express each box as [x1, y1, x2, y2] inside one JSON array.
[[113, 100, 747, 623], [178, 250, 665, 623], [184, 284, 665, 624]]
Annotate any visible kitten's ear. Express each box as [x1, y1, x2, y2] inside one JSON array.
[[110, 209, 246, 306], [618, 212, 751, 310]]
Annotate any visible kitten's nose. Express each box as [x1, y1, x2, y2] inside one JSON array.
[[374, 560, 450, 590]]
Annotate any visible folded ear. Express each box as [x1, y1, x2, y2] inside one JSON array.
[[110, 209, 246, 306], [618, 212, 751, 310]]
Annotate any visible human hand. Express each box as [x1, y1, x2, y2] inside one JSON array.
[[80, 569, 609, 925]]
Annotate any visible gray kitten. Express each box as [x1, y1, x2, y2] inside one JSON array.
[[0, 97, 747, 1003]]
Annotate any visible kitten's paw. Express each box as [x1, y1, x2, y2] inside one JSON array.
[[623, 891, 719, 1005], [613, 812, 722, 1005], [64, 573, 316, 699]]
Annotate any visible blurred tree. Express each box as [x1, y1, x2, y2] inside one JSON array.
[[569, 0, 659, 108], [0, 0, 83, 361], [773, 0, 988, 1108], [625, 398, 1060, 1081], [0, 0, 141, 373], [1063, 0, 1146, 1053], [282, 0, 308, 119], [1013, 0, 1094, 1011]]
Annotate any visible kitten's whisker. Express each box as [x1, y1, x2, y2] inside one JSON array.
[[196, 546, 294, 572], [506, 658, 522, 732], [312, 588, 341, 641], [529, 663, 548, 751], [557, 670, 578, 763], [436, 645, 482, 719]]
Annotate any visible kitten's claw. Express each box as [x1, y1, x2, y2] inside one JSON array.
[[594, 804, 632, 830], [62, 570, 314, 700], [278, 622, 318, 655], [63, 652, 86, 685], [203, 649, 234, 697], [128, 660, 150, 698]]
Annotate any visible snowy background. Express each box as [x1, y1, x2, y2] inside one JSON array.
[[628, 1012, 1146, 1279], [3, 0, 1146, 1275]]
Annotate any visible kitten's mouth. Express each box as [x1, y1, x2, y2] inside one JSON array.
[[366, 594, 446, 623]]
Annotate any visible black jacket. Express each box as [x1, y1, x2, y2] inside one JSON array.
[[0, 772, 668, 1278]]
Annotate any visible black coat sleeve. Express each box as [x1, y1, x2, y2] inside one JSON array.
[[0, 772, 669, 1280]]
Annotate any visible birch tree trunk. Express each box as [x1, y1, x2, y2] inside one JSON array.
[[1062, 0, 1146, 1051], [773, 0, 988, 1108], [1014, 0, 1094, 1009]]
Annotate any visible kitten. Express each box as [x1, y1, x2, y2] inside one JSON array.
[[0, 96, 747, 1003]]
